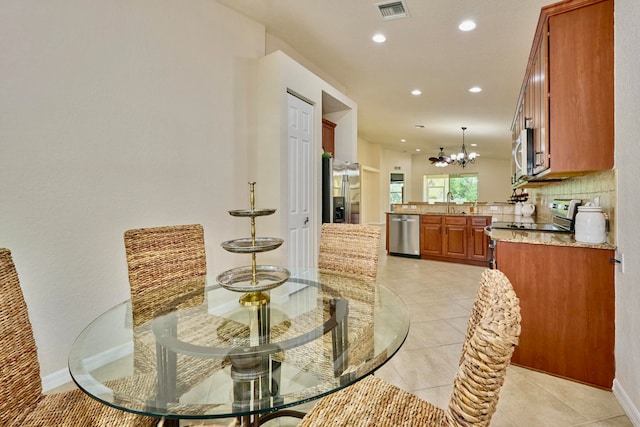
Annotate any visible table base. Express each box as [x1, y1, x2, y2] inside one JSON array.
[[160, 410, 306, 427]]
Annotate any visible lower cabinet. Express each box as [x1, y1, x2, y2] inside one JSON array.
[[420, 215, 443, 256], [420, 215, 490, 266], [468, 217, 491, 261], [443, 217, 468, 259], [496, 241, 615, 389]]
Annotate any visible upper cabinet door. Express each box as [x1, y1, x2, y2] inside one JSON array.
[[512, 0, 614, 184], [547, 0, 614, 176]]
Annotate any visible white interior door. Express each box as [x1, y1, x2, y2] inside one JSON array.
[[287, 92, 314, 269]]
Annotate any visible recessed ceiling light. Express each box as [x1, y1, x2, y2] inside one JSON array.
[[459, 20, 476, 31], [471, 143, 478, 147], [469, 86, 482, 93], [415, 148, 421, 152], [372, 33, 386, 43], [400, 138, 407, 142], [411, 89, 422, 96]]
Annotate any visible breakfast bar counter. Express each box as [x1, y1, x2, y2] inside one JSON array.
[[488, 227, 616, 250]]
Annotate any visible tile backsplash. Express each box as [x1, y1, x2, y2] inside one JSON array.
[[530, 169, 616, 245]]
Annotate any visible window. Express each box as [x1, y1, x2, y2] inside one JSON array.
[[424, 174, 448, 202], [389, 173, 404, 210], [423, 173, 478, 202]]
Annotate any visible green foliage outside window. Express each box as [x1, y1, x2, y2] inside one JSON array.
[[423, 173, 478, 202], [449, 174, 478, 202], [390, 183, 404, 204]]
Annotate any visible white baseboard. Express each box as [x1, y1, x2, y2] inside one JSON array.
[[613, 378, 640, 426], [42, 368, 73, 392], [42, 342, 132, 393]]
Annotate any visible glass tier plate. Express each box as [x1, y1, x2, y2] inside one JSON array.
[[228, 209, 276, 217], [221, 237, 283, 253], [216, 265, 290, 293]]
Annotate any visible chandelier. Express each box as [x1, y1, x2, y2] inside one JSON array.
[[450, 127, 477, 168]]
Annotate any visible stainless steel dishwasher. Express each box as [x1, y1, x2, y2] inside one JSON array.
[[388, 214, 420, 258]]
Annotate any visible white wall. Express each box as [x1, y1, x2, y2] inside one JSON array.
[[0, 0, 264, 379], [613, 0, 640, 423], [252, 51, 358, 266], [409, 154, 513, 203], [371, 147, 511, 221], [357, 138, 382, 223], [379, 149, 414, 217]]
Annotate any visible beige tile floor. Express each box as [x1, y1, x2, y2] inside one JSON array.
[[371, 252, 632, 427], [52, 242, 632, 426]]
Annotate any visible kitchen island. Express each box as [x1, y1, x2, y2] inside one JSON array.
[[386, 211, 492, 267], [387, 202, 521, 267]]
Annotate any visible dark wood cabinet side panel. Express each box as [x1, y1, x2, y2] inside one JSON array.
[[496, 242, 614, 388]]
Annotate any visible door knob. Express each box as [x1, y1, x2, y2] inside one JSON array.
[[304, 217, 309, 225]]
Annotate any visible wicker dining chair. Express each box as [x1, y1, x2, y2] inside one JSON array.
[[318, 223, 382, 279], [124, 224, 207, 328], [0, 248, 158, 427], [123, 224, 231, 395], [297, 269, 522, 427], [269, 224, 382, 391]]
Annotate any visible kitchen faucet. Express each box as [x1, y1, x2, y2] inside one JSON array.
[[446, 191, 453, 213]]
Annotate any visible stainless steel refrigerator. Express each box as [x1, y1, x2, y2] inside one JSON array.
[[322, 158, 360, 224]]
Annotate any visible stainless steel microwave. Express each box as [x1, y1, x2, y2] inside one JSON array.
[[513, 128, 534, 182]]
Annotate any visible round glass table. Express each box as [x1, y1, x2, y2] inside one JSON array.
[[69, 269, 410, 426]]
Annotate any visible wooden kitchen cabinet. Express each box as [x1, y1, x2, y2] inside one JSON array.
[[420, 215, 491, 266], [530, 20, 549, 176], [420, 215, 443, 256], [468, 216, 491, 261], [512, 0, 613, 182], [443, 216, 467, 259], [322, 119, 336, 155], [496, 241, 615, 388]]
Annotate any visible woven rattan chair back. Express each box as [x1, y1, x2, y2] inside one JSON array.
[[124, 224, 207, 327], [446, 269, 521, 426], [0, 248, 159, 426], [457, 269, 493, 367], [297, 268, 520, 427], [0, 248, 42, 424], [318, 223, 381, 279]]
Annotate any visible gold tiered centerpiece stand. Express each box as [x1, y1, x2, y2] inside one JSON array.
[[217, 182, 290, 306]]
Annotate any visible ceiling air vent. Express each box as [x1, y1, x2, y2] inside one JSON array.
[[376, 1, 409, 20]]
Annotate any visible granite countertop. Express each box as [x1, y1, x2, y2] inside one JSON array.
[[489, 228, 616, 250], [386, 212, 490, 217]]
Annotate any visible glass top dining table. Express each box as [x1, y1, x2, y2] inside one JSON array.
[[69, 268, 409, 426]]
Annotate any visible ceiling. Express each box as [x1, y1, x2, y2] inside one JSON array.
[[217, 0, 551, 160]]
